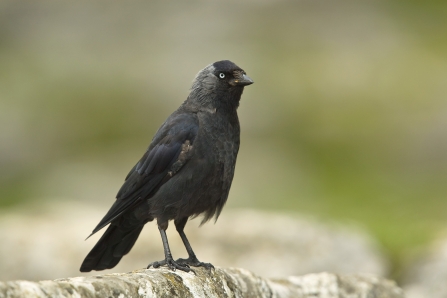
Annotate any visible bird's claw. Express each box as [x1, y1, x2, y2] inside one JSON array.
[[147, 258, 192, 273], [147, 260, 163, 269], [175, 257, 214, 270]]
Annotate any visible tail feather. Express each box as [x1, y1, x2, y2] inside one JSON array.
[[80, 223, 144, 272], [114, 228, 143, 256]]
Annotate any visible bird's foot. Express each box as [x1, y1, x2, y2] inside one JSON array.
[[147, 257, 192, 273], [175, 256, 214, 270]]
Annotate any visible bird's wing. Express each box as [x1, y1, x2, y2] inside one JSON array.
[[88, 113, 199, 236]]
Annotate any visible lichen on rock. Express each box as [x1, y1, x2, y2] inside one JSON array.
[[0, 267, 403, 298]]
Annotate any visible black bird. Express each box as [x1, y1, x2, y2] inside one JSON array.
[[80, 60, 253, 273]]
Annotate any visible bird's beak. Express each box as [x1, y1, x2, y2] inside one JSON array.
[[231, 74, 254, 86]]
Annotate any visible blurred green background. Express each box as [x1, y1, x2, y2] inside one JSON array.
[[1, 0, 446, 279]]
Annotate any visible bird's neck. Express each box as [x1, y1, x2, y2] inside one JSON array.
[[186, 87, 243, 115]]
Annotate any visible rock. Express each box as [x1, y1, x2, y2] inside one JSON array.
[[402, 234, 447, 298], [0, 202, 387, 281], [0, 267, 404, 298]]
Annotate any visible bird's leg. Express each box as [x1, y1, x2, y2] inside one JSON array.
[[174, 217, 214, 270], [147, 223, 191, 272]]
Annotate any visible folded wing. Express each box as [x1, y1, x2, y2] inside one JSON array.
[[88, 113, 199, 237]]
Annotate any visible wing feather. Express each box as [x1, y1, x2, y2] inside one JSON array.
[[88, 113, 199, 236]]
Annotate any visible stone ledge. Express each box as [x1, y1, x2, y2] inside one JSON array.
[[0, 267, 404, 298]]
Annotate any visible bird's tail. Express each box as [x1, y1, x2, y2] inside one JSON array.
[[80, 221, 144, 272]]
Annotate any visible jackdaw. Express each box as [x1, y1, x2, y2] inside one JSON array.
[[80, 60, 253, 273]]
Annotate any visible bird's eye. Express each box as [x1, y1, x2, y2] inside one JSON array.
[[219, 73, 225, 79]]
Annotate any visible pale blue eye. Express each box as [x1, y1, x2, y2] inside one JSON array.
[[219, 73, 225, 79]]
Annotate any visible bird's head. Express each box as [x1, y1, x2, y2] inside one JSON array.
[[189, 60, 253, 111], [210, 60, 254, 88]]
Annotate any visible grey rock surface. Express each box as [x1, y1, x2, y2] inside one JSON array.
[[402, 234, 447, 298], [0, 202, 387, 281], [0, 267, 404, 298]]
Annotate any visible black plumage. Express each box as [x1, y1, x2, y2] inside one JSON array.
[[80, 60, 253, 272]]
